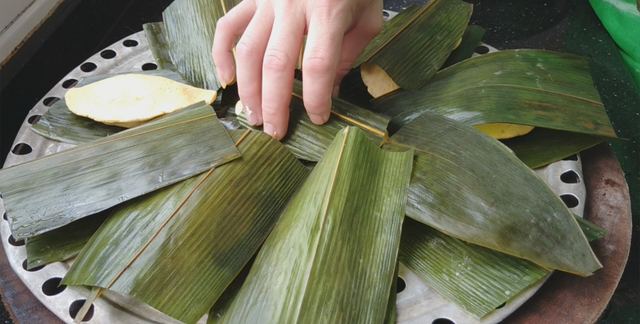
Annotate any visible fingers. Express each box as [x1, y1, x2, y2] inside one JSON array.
[[261, 4, 306, 140], [234, 5, 274, 126], [333, 3, 383, 96], [214, 0, 384, 140], [212, 1, 256, 88], [302, 8, 352, 125]]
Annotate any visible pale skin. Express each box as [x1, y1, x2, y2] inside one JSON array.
[[212, 0, 384, 140]]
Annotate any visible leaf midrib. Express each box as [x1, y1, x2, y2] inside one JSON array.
[[292, 127, 351, 323], [103, 129, 251, 290]]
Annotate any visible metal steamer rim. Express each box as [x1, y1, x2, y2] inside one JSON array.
[[0, 11, 587, 324]]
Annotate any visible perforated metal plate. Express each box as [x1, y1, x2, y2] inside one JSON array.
[[0, 16, 588, 324]]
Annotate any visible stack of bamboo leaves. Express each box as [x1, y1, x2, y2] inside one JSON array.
[[0, 0, 617, 323]]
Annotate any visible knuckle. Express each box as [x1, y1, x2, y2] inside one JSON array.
[[263, 49, 293, 73], [303, 55, 334, 76], [312, 3, 349, 22], [303, 94, 329, 113], [215, 16, 231, 31], [364, 17, 383, 37], [237, 86, 260, 106], [261, 104, 280, 118], [235, 38, 258, 60]]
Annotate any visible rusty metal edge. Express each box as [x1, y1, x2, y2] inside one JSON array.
[[502, 141, 633, 324], [0, 241, 64, 324]]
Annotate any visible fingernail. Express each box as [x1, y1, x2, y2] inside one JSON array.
[[332, 85, 340, 97], [217, 72, 228, 89], [217, 71, 234, 89], [309, 113, 329, 125], [263, 123, 278, 139], [245, 106, 261, 125]]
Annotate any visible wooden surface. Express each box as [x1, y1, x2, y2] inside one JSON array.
[[0, 142, 632, 324]]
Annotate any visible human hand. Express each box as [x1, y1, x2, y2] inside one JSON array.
[[212, 0, 383, 140]]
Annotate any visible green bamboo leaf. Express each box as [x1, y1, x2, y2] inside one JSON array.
[[237, 80, 390, 161], [283, 97, 386, 160], [354, 0, 473, 90], [441, 25, 486, 69], [399, 214, 605, 319], [209, 259, 400, 324], [220, 127, 413, 324], [400, 217, 550, 319], [374, 50, 616, 138], [291, 80, 390, 134], [502, 127, 605, 169], [0, 103, 239, 239], [384, 262, 399, 324], [207, 259, 253, 324], [62, 130, 309, 324], [143, 22, 178, 71], [162, 0, 242, 90], [355, 5, 424, 66], [75, 287, 101, 323], [574, 215, 608, 241], [25, 211, 109, 270], [30, 99, 126, 144], [384, 112, 601, 276], [75, 69, 189, 87]]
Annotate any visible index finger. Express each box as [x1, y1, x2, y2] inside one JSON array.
[[212, 1, 256, 87]]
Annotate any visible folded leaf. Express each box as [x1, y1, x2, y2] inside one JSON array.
[[374, 49, 616, 138], [354, 0, 473, 89], [220, 127, 413, 324], [62, 129, 308, 324], [384, 112, 601, 276], [162, 0, 241, 89], [1, 103, 239, 239]]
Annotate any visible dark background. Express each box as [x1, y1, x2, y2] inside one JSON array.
[[1, 0, 638, 323]]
